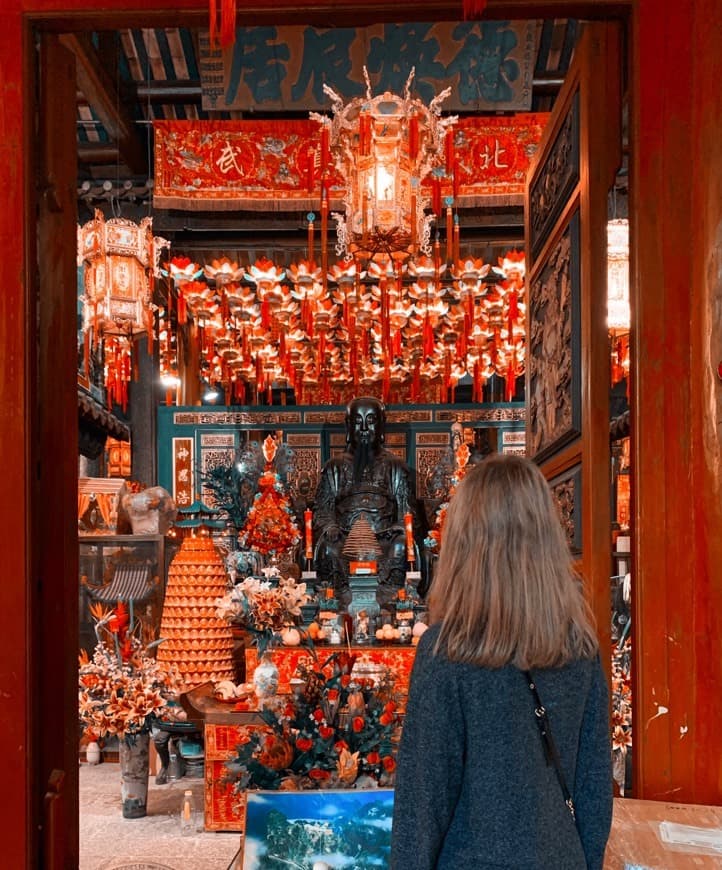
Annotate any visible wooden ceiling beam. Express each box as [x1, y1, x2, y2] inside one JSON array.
[[60, 32, 147, 176]]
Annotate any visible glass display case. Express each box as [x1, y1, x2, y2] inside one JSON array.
[[79, 534, 167, 656]]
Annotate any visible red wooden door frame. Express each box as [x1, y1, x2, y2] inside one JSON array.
[[2, 0, 721, 865]]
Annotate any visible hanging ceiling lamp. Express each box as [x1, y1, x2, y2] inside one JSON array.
[[312, 67, 457, 262], [607, 218, 630, 331]]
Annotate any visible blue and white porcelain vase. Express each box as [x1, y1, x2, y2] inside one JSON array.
[[253, 651, 279, 702], [119, 732, 150, 819]]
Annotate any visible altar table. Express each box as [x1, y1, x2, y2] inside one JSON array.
[[183, 643, 417, 832], [245, 642, 417, 702]]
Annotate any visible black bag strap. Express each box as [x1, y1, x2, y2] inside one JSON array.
[[523, 670, 577, 823]]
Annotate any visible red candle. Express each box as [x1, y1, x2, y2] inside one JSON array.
[[304, 509, 313, 559], [404, 512, 415, 562]]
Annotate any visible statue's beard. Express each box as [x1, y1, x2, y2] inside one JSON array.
[[352, 438, 373, 484]]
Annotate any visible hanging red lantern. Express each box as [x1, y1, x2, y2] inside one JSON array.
[[463, 0, 488, 19]]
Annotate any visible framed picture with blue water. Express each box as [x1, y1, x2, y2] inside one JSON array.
[[242, 789, 395, 869]]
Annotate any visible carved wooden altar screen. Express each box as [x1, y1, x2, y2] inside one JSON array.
[[524, 22, 621, 669]]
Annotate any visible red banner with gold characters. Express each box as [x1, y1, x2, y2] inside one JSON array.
[[153, 114, 549, 211]]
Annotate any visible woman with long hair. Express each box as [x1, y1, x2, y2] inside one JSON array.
[[391, 454, 612, 869]]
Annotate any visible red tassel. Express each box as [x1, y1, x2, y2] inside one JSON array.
[[432, 178, 442, 216], [445, 129, 454, 175], [463, 0, 488, 19], [307, 149, 315, 194], [409, 115, 419, 160], [505, 359, 516, 402], [320, 125, 330, 173], [83, 330, 90, 377], [219, 0, 236, 48], [507, 288, 519, 321], [423, 312, 435, 358], [209, 0, 218, 48], [394, 329, 402, 359]]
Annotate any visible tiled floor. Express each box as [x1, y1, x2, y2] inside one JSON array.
[[80, 761, 241, 870]]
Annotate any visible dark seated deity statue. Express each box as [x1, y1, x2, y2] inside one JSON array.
[[312, 396, 426, 609]]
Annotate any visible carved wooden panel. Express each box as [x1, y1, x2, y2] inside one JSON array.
[[549, 464, 581, 555], [201, 445, 235, 505], [528, 211, 581, 462], [174, 410, 302, 425], [415, 447, 449, 499], [200, 432, 234, 447], [287, 448, 321, 503], [502, 430, 526, 445], [416, 432, 450, 445], [529, 91, 579, 260], [286, 433, 321, 446], [436, 407, 526, 423]]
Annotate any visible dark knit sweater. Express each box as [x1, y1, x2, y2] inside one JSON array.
[[391, 624, 612, 869]]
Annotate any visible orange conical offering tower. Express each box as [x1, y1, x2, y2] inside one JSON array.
[[157, 532, 235, 690]]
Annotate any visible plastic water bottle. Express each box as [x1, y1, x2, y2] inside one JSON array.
[[180, 789, 195, 835]]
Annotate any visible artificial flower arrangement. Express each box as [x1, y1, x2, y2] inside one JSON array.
[[225, 651, 401, 791], [215, 565, 311, 656], [78, 601, 183, 742], [611, 637, 632, 793]]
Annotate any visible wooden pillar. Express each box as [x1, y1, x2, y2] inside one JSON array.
[[0, 4, 31, 865], [632, 0, 722, 803]]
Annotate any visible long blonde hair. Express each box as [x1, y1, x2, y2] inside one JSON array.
[[429, 453, 598, 669]]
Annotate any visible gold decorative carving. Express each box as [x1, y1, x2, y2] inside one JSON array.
[[201, 447, 236, 505], [174, 411, 302, 426], [286, 433, 321, 446], [415, 447, 449, 499], [305, 411, 346, 424], [436, 407, 525, 423], [502, 430, 526, 445], [551, 477, 576, 551], [387, 410, 433, 423], [200, 432, 235, 447], [416, 432, 450, 445]]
